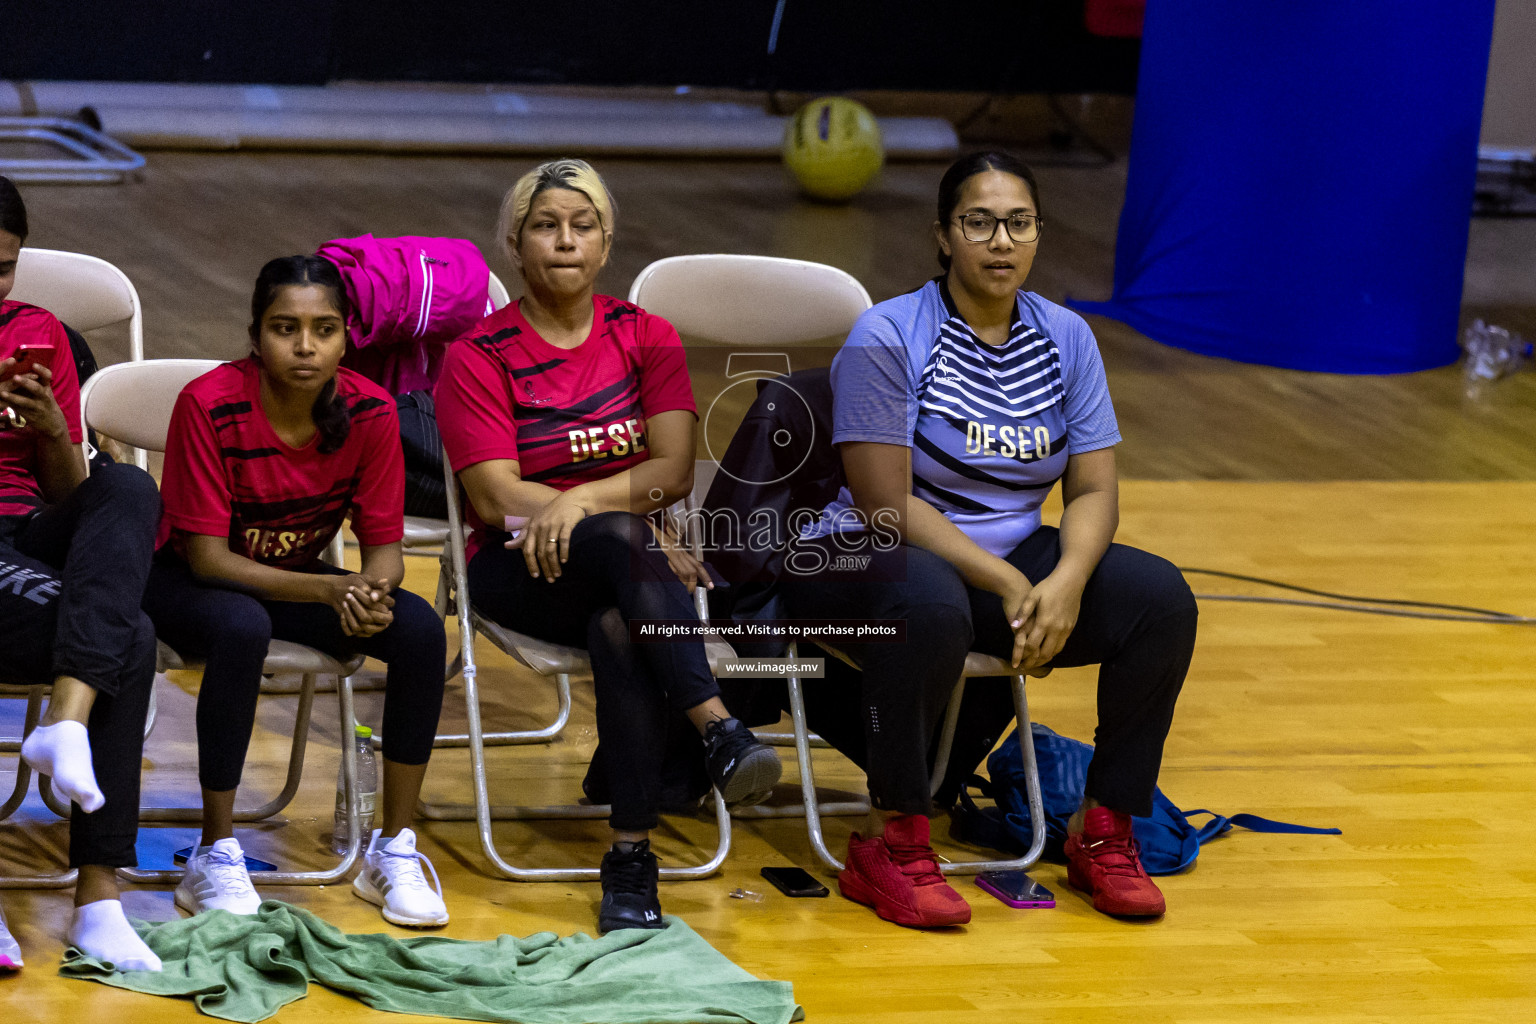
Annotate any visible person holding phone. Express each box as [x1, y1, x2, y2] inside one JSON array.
[[0, 175, 162, 971], [142, 255, 450, 927], [435, 158, 781, 934], [781, 152, 1198, 926]]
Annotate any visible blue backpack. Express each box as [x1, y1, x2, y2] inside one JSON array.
[[953, 723, 1340, 875]]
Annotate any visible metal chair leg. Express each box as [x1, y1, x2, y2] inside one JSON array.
[[786, 648, 1047, 876], [732, 695, 870, 820], [118, 671, 364, 886], [786, 656, 848, 872], [38, 775, 70, 819], [928, 680, 967, 797], [0, 687, 44, 822], [739, 675, 953, 822], [433, 559, 451, 620], [0, 866, 77, 889], [937, 674, 1044, 876], [757, 730, 832, 748], [136, 673, 319, 823], [446, 646, 730, 882], [143, 677, 159, 739], [425, 455, 725, 878], [392, 548, 573, 751], [420, 670, 574, 751]]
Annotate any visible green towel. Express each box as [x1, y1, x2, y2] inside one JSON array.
[[59, 901, 802, 1024]]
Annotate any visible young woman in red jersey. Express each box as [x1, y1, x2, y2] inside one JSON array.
[[143, 256, 449, 927], [0, 175, 161, 972], [435, 158, 781, 934]]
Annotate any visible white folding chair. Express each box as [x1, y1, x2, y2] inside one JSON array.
[[629, 255, 1046, 872], [628, 253, 867, 762], [628, 253, 869, 751], [424, 456, 734, 881], [627, 253, 872, 345], [782, 649, 1047, 876], [77, 359, 369, 885], [10, 247, 147, 468]]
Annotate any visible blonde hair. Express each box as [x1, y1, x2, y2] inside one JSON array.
[[496, 158, 616, 265]]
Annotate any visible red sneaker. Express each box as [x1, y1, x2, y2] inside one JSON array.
[[838, 814, 971, 928], [1064, 806, 1166, 917]]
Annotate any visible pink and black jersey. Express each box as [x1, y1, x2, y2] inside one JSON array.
[[435, 294, 696, 558], [0, 301, 82, 518], [158, 358, 404, 568]]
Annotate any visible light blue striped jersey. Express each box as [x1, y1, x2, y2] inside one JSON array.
[[802, 279, 1120, 557]]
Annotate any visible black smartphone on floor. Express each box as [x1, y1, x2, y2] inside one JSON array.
[[760, 866, 829, 897], [975, 870, 1055, 908], [173, 846, 278, 873]]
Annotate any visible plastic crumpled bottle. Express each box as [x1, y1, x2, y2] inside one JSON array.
[[1460, 319, 1532, 399]]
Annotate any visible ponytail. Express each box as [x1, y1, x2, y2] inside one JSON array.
[[311, 376, 351, 455]]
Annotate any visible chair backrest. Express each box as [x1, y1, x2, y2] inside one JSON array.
[[79, 358, 221, 455], [10, 247, 144, 359], [627, 255, 871, 346], [488, 270, 511, 311]]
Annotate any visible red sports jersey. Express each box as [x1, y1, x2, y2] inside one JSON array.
[[0, 301, 83, 519], [158, 358, 404, 568], [435, 294, 696, 558]]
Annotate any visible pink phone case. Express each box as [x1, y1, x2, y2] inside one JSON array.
[[974, 873, 1055, 908]]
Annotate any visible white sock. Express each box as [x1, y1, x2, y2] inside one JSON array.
[[21, 720, 104, 813], [67, 900, 161, 972]]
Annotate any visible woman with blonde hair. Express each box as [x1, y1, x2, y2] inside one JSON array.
[[436, 159, 781, 933]]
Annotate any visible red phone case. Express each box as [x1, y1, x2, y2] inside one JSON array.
[[1, 344, 55, 381]]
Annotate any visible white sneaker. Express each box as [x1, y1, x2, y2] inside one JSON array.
[[351, 828, 449, 927], [0, 903, 22, 970], [176, 837, 263, 915]]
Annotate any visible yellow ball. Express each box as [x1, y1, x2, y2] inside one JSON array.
[[782, 97, 884, 202]]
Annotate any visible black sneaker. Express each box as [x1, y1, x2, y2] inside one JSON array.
[[598, 840, 664, 933], [701, 718, 782, 807]]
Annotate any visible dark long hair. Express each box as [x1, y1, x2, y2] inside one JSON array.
[[248, 255, 352, 454], [0, 176, 28, 242], [935, 151, 1040, 271]]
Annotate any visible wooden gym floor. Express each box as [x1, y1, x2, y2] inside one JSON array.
[[3, 142, 1536, 1022]]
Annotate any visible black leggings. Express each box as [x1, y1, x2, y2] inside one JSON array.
[[142, 555, 446, 792], [469, 511, 720, 832], [779, 526, 1197, 817], [0, 464, 160, 867]]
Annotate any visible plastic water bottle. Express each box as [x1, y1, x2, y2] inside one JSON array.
[[331, 724, 377, 855], [1461, 319, 1532, 399]]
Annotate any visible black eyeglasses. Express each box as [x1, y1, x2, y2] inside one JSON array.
[[955, 212, 1043, 244]]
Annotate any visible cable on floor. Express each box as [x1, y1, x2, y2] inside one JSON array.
[[1178, 567, 1536, 625]]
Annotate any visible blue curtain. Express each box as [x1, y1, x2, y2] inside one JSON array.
[[1072, 1, 1496, 373]]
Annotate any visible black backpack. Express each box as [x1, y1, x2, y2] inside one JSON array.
[[700, 366, 842, 619], [395, 390, 447, 520]]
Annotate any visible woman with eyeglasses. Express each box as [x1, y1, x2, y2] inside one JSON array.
[[781, 151, 1197, 927]]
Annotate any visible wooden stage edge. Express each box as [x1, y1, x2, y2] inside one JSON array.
[[2, 479, 1535, 1023]]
